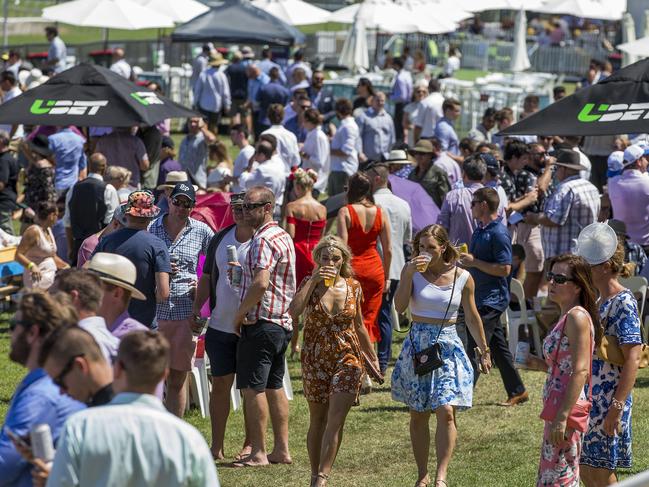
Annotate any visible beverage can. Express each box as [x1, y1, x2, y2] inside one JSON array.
[[231, 265, 242, 287], [30, 424, 54, 463], [514, 341, 530, 369], [226, 245, 238, 263]]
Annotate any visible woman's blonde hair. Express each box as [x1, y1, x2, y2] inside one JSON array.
[[609, 238, 634, 278], [413, 224, 460, 264], [208, 141, 232, 169], [293, 168, 318, 189], [105, 165, 132, 188], [312, 235, 354, 278]]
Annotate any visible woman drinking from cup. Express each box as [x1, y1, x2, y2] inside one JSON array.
[[526, 254, 598, 486], [391, 224, 491, 487], [575, 223, 643, 487], [290, 235, 378, 487]]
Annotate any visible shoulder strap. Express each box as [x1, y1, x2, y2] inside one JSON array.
[[555, 306, 594, 401], [208, 223, 236, 311]]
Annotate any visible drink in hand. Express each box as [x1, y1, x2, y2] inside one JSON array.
[[458, 243, 468, 254], [417, 252, 432, 272], [323, 267, 336, 287]]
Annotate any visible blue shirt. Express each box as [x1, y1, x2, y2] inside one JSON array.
[[469, 217, 512, 312], [247, 72, 270, 111], [193, 68, 231, 114], [259, 59, 287, 85], [257, 81, 290, 124], [434, 117, 459, 156], [390, 69, 413, 103], [0, 368, 84, 487], [355, 107, 395, 161], [48, 128, 87, 192], [94, 228, 171, 327], [284, 116, 306, 143]]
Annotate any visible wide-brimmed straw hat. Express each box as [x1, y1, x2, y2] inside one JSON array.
[[208, 52, 228, 67], [87, 252, 146, 300], [156, 171, 198, 191], [384, 149, 411, 165], [575, 222, 618, 266]]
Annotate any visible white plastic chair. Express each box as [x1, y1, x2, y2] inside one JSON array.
[[507, 279, 542, 358], [283, 358, 294, 401], [187, 358, 209, 418], [619, 276, 648, 319]]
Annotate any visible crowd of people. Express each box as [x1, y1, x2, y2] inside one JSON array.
[[0, 28, 646, 487]]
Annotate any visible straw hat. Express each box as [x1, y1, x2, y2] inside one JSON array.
[[208, 52, 228, 67], [156, 171, 198, 191], [87, 252, 146, 300], [575, 222, 619, 266], [384, 149, 411, 165]]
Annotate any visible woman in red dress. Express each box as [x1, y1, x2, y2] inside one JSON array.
[[336, 172, 392, 343]]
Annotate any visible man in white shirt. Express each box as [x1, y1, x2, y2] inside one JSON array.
[[0, 71, 22, 136], [565, 135, 592, 181], [45, 26, 66, 74], [229, 124, 256, 193], [190, 43, 213, 88], [414, 79, 444, 141], [238, 138, 286, 218], [367, 163, 412, 374], [109, 48, 132, 80], [262, 104, 300, 175], [328, 98, 360, 196]]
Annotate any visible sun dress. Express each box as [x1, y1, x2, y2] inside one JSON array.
[[537, 307, 594, 487], [391, 270, 474, 412], [22, 225, 58, 291], [301, 277, 365, 403], [286, 215, 325, 288], [581, 290, 642, 471]]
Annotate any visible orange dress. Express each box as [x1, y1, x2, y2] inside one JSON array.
[[286, 215, 326, 288], [346, 204, 385, 343], [301, 278, 365, 403]]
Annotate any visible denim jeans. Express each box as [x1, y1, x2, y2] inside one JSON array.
[[377, 279, 399, 374]]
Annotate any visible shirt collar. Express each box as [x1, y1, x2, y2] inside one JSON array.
[[109, 392, 166, 411], [255, 220, 278, 237], [108, 310, 130, 333], [561, 174, 582, 184], [477, 216, 503, 230], [374, 188, 392, 195], [88, 383, 115, 407], [78, 315, 108, 329], [87, 173, 104, 181], [19, 368, 48, 390]]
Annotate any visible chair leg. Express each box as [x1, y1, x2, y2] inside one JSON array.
[[283, 358, 294, 401]]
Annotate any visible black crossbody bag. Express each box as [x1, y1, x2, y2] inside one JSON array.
[[410, 266, 458, 376]]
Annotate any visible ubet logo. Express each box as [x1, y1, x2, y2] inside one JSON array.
[[130, 92, 164, 106], [30, 99, 108, 115], [578, 103, 649, 122]]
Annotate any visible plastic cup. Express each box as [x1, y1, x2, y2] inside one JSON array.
[[323, 267, 337, 287], [417, 252, 432, 272], [459, 243, 468, 254]]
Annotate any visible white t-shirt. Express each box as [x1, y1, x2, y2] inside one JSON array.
[[208, 227, 251, 334], [231, 145, 255, 193], [414, 92, 444, 138]]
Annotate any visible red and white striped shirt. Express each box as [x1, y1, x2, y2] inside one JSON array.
[[241, 221, 296, 330]]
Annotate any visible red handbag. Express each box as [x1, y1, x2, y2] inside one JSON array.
[[539, 309, 593, 433]]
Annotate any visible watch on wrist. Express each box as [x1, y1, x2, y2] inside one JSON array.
[[611, 398, 624, 411]]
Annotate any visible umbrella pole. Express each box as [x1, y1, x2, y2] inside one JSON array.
[[103, 28, 110, 51], [2, 0, 7, 50]]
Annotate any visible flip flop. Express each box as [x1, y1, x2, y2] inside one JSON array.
[[231, 459, 268, 468]]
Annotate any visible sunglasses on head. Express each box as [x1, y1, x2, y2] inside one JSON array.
[[546, 271, 574, 285], [53, 353, 85, 389], [172, 198, 194, 209], [243, 201, 270, 211]]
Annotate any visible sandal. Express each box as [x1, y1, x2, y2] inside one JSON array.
[[435, 480, 448, 487], [414, 477, 430, 487], [315, 473, 329, 486]]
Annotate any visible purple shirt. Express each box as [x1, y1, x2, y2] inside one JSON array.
[[437, 182, 483, 245], [609, 169, 649, 245], [108, 310, 148, 339], [434, 152, 462, 187], [157, 157, 183, 189], [77, 233, 100, 269]]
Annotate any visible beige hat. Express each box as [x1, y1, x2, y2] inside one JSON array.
[[384, 149, 412, 165], [156, 171, 198, 191], [87, 252, 146, 300]]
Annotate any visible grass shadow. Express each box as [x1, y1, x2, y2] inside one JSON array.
[[634, 376, 649, 388], [358, 405, 409, 413]]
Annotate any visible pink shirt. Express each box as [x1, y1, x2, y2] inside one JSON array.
[[608, 169, 649, 245], [77, 233, 100, 268]]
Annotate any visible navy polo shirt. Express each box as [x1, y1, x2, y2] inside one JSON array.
[[468, 217, 512, 312]]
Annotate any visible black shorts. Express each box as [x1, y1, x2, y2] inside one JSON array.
[[205, 328, 239, 377], [236, 320, 292, 391]]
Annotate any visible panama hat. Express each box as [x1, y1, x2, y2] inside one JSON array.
[[575, 222, 619, 266], [156, 170, 198, 192], [553, 149, 587, 172], [384, 149, 412, 165], [87, 252, 146, 300]]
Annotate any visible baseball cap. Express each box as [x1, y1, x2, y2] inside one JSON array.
[[623, 144, 644, 167], [161, 136, 175, 149], [479, 152, 499, 170], [170, 182, 196, 203], [607, 151, 624, 173]]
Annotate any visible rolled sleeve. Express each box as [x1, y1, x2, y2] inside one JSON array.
[[251, 238, 274, 271], [546, 189, 573, 226]]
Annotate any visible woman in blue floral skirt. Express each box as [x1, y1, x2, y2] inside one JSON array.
[[391, 224, 491, 487]]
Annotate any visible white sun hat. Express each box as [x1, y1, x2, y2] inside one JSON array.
[[86, 252, 146, 300], [575, 222, 618, 266]]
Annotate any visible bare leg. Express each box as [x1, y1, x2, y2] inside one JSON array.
[[307, 401, 329, 482], [315, 392, 356, 484], [266, 387, 292, 464], [209, 374, 234, 459], [235, 398, 252, 460], [165, 369, 188, 417], [581, 465, 618, 487], [410, 410, 432, 486], [236, 388, 270, 466], [524, 271, 543, 300], [434, 405, 457, 484]]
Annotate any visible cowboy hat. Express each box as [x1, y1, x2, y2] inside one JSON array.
[[87, 252, 146, 300], [575, 222, 618, 266], [553, 149, 587, 172], [156, 170, 198, 192], [384, 149, 412, 165]]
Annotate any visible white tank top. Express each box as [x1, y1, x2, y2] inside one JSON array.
[[409, 269, 469, 321]]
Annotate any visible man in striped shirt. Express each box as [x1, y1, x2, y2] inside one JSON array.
[[233, 186, 296, 467]]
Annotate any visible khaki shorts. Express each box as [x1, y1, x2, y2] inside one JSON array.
[[158, 318, 197, 372], [513, 221, 545, 273]]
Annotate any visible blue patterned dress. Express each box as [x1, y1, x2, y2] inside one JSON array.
[[581, 290, 642, 470]]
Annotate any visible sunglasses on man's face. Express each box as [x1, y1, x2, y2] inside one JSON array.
[[53, 353, 85, 390], [546, 271, 574, 285], [243, 201, 270, 211], [231, 204, 244, 213], [172, 198, 194, 209]]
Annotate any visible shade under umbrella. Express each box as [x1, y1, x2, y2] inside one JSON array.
[[42, 0, 175, 29], [510, 7, 530, 72], [251, 0, 330, 25], [499, 57, 649, 136], [535, 0, 625, 21], [134, 0, 209, 23], [338, 16, 370, 72], [0, 63, 197, 126]]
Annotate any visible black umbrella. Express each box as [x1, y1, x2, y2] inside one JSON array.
[[500, 58, 649, 136], [0, 63, 198, 126]]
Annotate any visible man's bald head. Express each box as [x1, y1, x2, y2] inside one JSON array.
[[88, 152, 107, 175]]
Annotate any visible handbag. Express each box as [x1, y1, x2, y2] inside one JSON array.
[[410, 266, 458, 376], [596, 295, 649, 368], [539, 308, 593, 433], [361, 351, 384, 385]]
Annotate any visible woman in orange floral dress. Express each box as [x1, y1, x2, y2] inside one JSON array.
[[290, 235, 379, 487]]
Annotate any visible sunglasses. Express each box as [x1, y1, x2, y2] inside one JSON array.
[[172, 198, 194, 209], [534, 151, 548, 157], [243, 201, 270, 211], [546, 271, 574, 285], [299, 105, 311, 110], [53, 353, 85, 389], [231, 204, 244, 213], [9, 316, 25, 332]]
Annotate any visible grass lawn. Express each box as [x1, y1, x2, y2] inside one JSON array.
[[2, 323, 649, 487]]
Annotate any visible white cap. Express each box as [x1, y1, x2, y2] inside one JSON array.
[[607, 151, 624, 173], [575, 222, 618, 265], [623, 144, 645, 167]]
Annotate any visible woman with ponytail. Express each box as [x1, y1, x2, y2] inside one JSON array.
[[575, 223, 643, 487]]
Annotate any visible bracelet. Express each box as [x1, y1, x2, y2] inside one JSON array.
[[611, 398, 624, 411], [27, 262, 35, 270]]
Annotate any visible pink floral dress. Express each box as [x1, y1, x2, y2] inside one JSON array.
[[537, 307, 594, 487]]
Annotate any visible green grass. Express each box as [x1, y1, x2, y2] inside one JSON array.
[[8, 26, 164, 47], [2, 325, 649, 487]]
